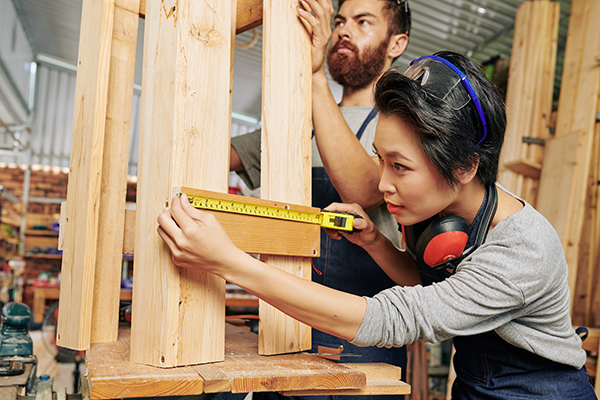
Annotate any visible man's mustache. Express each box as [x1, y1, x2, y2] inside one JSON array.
[[330, 40, 359, 55]]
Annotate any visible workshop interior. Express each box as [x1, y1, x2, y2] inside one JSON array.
[[0, 0, 599, 399]]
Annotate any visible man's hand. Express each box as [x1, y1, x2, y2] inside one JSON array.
[[298, 0, 333, 74]]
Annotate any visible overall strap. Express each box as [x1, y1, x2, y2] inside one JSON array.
[[355, 107, 378, 140]]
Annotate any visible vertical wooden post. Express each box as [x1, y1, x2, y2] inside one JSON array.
[[259, 0, 313, 355], [130, 0, 235, 366], [91, 0, 140, 344], [57, 0, 116, 350], [498, 0, 560, 205]]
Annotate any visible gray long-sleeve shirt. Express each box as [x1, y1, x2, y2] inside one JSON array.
[[351, 198, 587, 369]]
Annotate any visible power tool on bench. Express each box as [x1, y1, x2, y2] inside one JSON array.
[[0, 302, 81, 399]]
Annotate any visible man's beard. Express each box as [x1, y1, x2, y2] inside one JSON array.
[[327, 38, 389, 90]]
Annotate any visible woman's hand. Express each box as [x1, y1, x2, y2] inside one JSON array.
[[323, 202, 382, 250], [157, 194, 246, 276]]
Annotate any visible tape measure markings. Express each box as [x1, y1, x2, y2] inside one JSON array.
[[177, 188, 356, 232]]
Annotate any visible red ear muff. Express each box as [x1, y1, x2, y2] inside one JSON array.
[[415, 215, 471, 267], [423, 230, 469, 266], [401, 185, 498, 271]]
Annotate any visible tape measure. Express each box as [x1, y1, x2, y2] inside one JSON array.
[[178, 191, 359, 232]]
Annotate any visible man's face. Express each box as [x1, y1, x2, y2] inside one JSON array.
[[327, 0, 392, 89]]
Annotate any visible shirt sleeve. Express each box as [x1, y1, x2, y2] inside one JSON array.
[[350, 241, 527, 347], [231, 129, 262, 190]]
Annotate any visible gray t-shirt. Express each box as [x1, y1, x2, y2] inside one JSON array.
[[351, 195, 586, 369], [231, 106, 401, 246]]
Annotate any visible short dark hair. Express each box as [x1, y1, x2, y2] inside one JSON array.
[[338, 0, 412, 38], [374, 51, 506, 188]]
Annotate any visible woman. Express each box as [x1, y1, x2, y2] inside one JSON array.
[[157, 51, 596, 399]]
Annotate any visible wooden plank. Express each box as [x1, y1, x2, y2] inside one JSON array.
[[554, 0, 590, 137], [139, 0, 261, 34], [86, 325, 372, 399], [130, 0, 235, 367], [236, 0, 263, 35], [121, 206, 320, 257], [91, 0, 140, 344], [499, 0, 559, 205], [498, 0, 529, 194], [503, 159, 542, 179], [281, 363, 410, 396], [56, 0, 116, 351], [259, 0, 313, 356]]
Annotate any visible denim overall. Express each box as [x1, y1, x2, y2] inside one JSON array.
[[412, 191, 597, 399], [254, 109, 407, 400]]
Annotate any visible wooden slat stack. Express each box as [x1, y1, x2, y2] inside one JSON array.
[[536, 0, 600, 327], [498, 0, 560, 205]]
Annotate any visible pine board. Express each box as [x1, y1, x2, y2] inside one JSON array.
[[258, 0, 313, 355], [57, 0, 116, 351], [130, 0, 234, 367]]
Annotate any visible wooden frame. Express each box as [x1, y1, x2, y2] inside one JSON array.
[[57, 0, 313, 366]]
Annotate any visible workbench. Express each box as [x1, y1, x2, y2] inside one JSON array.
[[83, 324, 410, 399]]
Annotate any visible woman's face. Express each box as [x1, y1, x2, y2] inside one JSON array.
[[374, 114, 458, 226]]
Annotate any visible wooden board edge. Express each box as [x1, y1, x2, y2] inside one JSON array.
[[138, 0, 262, 35]]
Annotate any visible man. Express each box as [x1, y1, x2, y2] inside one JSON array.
[[230, 1, 411, 398]]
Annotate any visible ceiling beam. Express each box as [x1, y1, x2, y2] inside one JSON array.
[[137, 0, 263, 35]]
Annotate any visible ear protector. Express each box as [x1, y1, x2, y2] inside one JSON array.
[[401, 184, 498, 270]]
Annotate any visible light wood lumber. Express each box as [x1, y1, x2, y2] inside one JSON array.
[[91, 0, 140, 344], [130, 0, 235, 367], [281, 363, 411, 396], [259, 0, 313, 356], [121, 208, 320, 256], [85, 325, 379, 399], [536, 0, 600, 311], [503, 159, 542, 179], [56, 0, 116, 351], [139, 0, 262, 35], [498, 0, 560, 205]]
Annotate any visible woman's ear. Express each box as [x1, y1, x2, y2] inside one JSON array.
[[456, 156, 479, 185]]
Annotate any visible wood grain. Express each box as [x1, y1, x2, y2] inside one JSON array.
[[57, 0, 116, 351], [91, 0, 140, 344], [86, 325, 372, 399], [131, 0, 234, 367], [259, 0, 313, 356], [139, 0, 262, 34], [498, 0, 560, 205]]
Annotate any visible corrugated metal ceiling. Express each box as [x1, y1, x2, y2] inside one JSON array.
[[2, 0, 573, 171]]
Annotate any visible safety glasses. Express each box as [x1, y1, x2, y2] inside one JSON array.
[[404, 55, 488, 145]]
